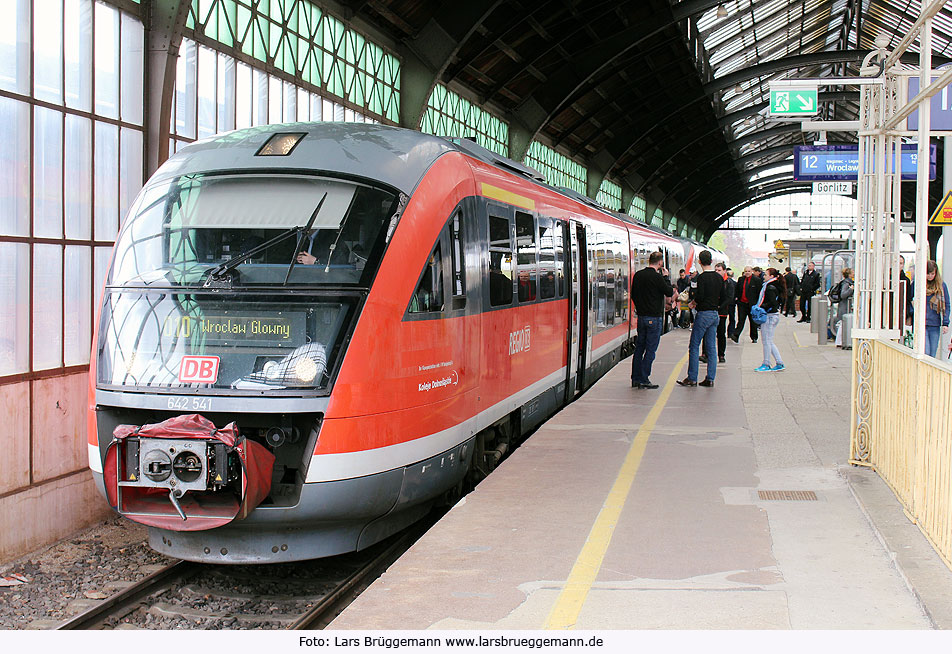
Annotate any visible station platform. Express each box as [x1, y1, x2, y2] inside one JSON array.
[[330, 317, 952, 630]]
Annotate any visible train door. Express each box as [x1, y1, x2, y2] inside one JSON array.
[[585, 225, 596, 378], [566, 221, 582, 398]]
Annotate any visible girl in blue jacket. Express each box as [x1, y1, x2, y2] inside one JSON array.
[[911, 260, 950, 358]]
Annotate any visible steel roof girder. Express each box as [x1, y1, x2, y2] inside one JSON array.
[[704, 50, 868, 95], [396, 0, 502, 129], [146, 0, 192, 176]]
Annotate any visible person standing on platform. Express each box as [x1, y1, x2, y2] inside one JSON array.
[[726, 268, 737, 336], [714, 262, 733, 363], [630, 251, 676, 389], [702, 262, 734, 364], [678, 250, 725, 388], [909, 260, 950, 359], [732, 266, 762, 344], [898, 254, 912, 326], [799, 261, 821, 323], [677, 269, 689, 293], [755, 268, 787, 372], [830, 267, 855, 328], [783, 267, 800, 316]]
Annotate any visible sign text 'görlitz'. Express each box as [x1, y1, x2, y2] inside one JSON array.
[[509, 326, 531, 355]]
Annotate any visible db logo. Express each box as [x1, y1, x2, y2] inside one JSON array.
[[179, 356, 220, 383]]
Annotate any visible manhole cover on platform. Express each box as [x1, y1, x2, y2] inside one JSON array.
[[757, 490, 818, 501]]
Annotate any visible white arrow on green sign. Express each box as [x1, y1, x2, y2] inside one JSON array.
[[769, 85, 818, 116]]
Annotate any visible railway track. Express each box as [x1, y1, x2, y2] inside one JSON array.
[[54, 526, 425, 630]]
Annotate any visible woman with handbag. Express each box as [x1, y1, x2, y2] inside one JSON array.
[[909, 260, 950, 358], [753, 268, 787, 372]]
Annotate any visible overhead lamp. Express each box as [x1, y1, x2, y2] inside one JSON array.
[[716, 5, 728, 18], [733, 83, 744, 95]]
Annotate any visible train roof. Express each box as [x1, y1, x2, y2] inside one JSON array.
[[152, 124, 697, 246], [151, 123, 457, 194]]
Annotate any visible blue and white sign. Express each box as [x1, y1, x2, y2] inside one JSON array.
[[793, 144, 936, 181], [906, 77, 952, 130]]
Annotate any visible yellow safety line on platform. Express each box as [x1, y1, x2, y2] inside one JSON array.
[[543, 352, 689, 630], [794, 331, 805, 347]]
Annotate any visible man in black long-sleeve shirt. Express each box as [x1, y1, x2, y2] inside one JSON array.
[[630, 251, 675, 389], [678, 250, 725, 388]]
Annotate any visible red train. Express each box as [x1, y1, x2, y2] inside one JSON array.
[[87, 124, 722, 562]]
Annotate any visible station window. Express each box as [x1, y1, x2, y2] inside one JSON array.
[[516, 211, 537, 303], [489, 213, 513, 307], [408, 242, 444, 314], [538, 217, 556, 300]]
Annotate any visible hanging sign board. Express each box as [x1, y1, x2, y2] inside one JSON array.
[[812, 181, 853, 195], [928, 190, 952, 226], [793, 144, 936, 181], [906, 78, 952, 130], [769, 83, 819, 116]]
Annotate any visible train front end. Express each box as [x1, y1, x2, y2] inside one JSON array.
[[87, 124, 455, 562]]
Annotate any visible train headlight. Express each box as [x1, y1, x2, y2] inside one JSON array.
[[263, 360, 280, 380], [242, 343, 327, 388], [294, 357, 318, 383]]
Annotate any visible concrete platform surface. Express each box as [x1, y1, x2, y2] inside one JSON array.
[[330, 317, 949, 630]]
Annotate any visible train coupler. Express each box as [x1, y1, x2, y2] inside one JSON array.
[[103, 414, 275, 531]]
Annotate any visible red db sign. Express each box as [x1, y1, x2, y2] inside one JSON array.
[[179, 356, 220, 383]]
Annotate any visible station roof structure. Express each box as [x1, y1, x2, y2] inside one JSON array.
[[336, 0, 952, 237]]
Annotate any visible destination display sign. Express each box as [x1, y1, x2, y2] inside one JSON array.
[[793, 144, 936, 181], [163, 312, 305, 347]]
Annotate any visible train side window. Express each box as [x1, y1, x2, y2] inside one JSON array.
[[408, 241, 444, 314], [516, 211, 537, 302], [538, 217, 556, 300], [554, 220, 565, 297], [449, 210, 466, 310], [616, 238, 628, 321], [489, 214, 513, 307]]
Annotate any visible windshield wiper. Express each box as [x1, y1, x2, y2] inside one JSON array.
[[282, 193, 328, 284], [203, 193, 327, 288]]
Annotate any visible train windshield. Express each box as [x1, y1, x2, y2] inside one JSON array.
[[96, 292, 354, 392], [110, 173, 402, 287]]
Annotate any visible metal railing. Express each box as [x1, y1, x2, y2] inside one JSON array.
[[849, 1, 952, 573], [851, 339, 952, 569]]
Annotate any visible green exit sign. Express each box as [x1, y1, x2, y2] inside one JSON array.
[[769, 85, 818, 116]]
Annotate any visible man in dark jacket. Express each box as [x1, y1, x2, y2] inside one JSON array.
[[726, 268, 737, 335], [703, 262, 734, 364], [678, 250, 725, 388], [798, 262, 822, 322], [676, 269, 690, 293], [631, 251, 676, 389], [783, 267, 800, 316], [732, 266, 762, 343]]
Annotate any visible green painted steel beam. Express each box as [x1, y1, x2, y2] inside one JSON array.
[[146, 0, 191, 176]]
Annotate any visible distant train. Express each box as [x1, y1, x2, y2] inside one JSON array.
[[87, 124, 725, 563]]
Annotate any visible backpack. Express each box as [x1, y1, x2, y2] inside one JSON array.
[[829, 282, 842, 302]]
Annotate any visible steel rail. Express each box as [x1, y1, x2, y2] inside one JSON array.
[[55, 560, 198, 630], [288, 530, 422, 630]]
